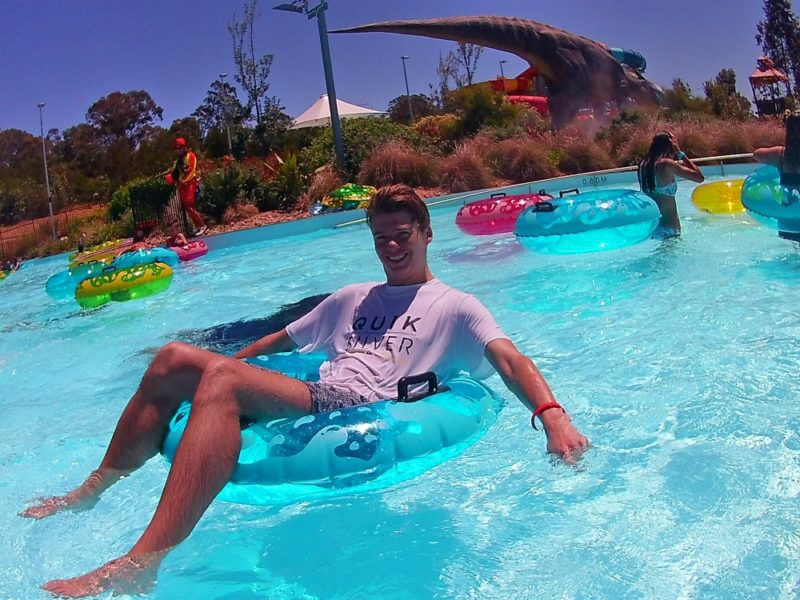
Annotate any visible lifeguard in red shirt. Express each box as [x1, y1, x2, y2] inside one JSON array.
[[166, 138, 207, 236]]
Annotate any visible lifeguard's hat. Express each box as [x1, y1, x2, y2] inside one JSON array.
[[173, 137, 187, 149]]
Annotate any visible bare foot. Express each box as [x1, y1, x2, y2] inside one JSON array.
[[19, 493, 98, 519], [42, 552, 163, 598], [20, 469, 125, 520]]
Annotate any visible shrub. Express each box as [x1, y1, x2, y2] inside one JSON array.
[[222, 202, 260, 224], [300, 118, 420, 178], [489, 138, 557, 183], [668, 121, 716, 158], [414, 114, 460, 142], [714, 126, 752, 155], [438, 144, 493, 193], [297, 166, 343, 212], [613, 133, 653, 167], [108, 176, 172, 224], [128, 177, 173, 218], [357, 142, 440, 188], [447, 86, 520, 139], [273, 153, 306, 210], [256, 153, 306, 211], [740, 119, 783, 150], [480, 105, 551, 140], [108, 184, 131, 222], [557, 140, 614, 174], [198, 164, 246, 221]]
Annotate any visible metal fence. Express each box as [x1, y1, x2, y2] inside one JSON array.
[[0, 203, 105, 259], [130, 190, 189, 236]]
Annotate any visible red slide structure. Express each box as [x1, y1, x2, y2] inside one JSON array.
[[486, 66, 550, 117]]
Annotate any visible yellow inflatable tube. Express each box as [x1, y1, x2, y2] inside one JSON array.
[[70, 239, 134, 269], [691, 179, 745, 214], [75, 262, 174, 308]]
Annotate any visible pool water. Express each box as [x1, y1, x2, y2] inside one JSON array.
[[2, 178, 800, 599]]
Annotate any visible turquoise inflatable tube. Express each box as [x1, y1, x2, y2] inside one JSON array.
[[46, 262, 109, 299], [514, 189, 660, 254], [113, 247, 179, 269], [608, 47, 647, 72], [161, 353, 502, 505], [741, 165, 800, 233]]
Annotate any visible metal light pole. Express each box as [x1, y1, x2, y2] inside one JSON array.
[[37, 102, 56, 240], [274, 0, 346, 174], [219, 73, 233, 153], [400, 55, 414, 123], [499, 60, 508, 94]]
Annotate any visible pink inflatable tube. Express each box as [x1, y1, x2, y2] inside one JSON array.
[[173, 241, 208, 261], [456, 192, 553, 236]]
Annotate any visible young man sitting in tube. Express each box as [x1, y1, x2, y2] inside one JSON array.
[[23, 184, 590, 597]]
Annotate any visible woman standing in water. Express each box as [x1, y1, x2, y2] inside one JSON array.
[[638, 131, 704, 237]]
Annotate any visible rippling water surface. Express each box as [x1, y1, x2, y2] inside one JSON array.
[[2, 178, 799, 599]]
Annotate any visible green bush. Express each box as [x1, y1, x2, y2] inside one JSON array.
[[300, 118, 420, 179], [446, 87, 520, 139], [128, 177, 173, 218], [198, 165, 246, 221], [108, 176, 172, 223], [252, 154, 305, 212], [414, 114, 460, 144], [108, 183, 131, 222]]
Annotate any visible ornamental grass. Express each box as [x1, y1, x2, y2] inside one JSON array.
[[357, 141, 440, 188]]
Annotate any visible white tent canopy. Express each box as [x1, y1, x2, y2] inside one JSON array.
[[291, 94, 385, 129]]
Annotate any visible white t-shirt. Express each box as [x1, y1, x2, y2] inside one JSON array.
[[285, 279, 509, 401]]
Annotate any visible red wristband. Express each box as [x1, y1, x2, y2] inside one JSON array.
[[530, 401, 565, 430]]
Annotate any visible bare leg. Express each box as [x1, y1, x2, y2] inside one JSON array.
[[42, 354, 312, 597], [184, 204, 205, 229], [23, 342, 214, 519]]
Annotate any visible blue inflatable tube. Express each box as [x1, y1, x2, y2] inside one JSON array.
[[45, 248, 179, 299], [161, 353, 502, 505], [113, 247, 179, 269], [741, 165, 800, 232], [514, 189, 660, 254]]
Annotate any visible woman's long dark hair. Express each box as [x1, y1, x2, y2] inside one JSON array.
[[783, 114, 800, 172], [638, 132, 675, 194]]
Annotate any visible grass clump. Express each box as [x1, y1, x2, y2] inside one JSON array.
[[358, 142, 440, 188], [438, 144, 493, 193]]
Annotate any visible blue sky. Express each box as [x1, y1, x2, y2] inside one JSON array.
[[1, 0, 765, 136]]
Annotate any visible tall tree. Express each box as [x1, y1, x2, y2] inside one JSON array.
[[192, 80, 247, 136], [57, 124, 104, 178], [0, 129, 43, 181], [756, 0, 800, 94], [430, 51, 462, 109], [430, 42, 485, 108], [82, 90, 163, 185], [85, 90, 164, 149], [662, 78, 710, 115], [387, 94, 438, 124], [228, 0, 274, 128], [453, 42, 484, 87], [703, 69, 752, 119]]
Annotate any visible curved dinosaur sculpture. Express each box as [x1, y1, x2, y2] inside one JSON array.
[[332, 16, 664, 127]]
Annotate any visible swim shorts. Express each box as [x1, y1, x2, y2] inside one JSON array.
[[306, 381, 369, 414]]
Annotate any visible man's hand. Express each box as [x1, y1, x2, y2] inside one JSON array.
[[538, 409, 590, 463]]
